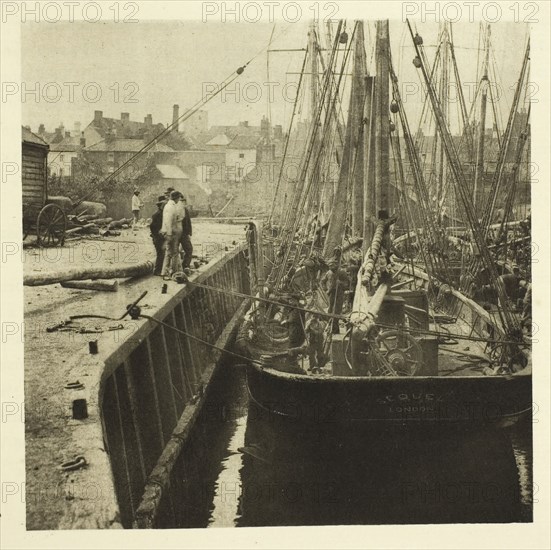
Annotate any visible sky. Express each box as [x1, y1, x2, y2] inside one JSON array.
[[20, 18, 529, 135]]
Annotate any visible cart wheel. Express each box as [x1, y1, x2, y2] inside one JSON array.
[[37, 204, 67, 247]]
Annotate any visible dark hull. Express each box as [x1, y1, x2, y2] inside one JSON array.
[[246, 364, 532, 431]]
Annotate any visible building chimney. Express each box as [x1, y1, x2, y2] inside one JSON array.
[[94, 110, 103, 123], [172, 105, 180, 132], [80, 132, 86, 147], [121, 112, 130, 123], [38, 123, 45, 135], [274, 124, 283, 140], [74, 122, 81, 135], [144, 114, 152, 127]]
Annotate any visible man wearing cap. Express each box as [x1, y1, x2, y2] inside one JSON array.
[[131, 189, 144, 226], [150, 195, 166, 276], [164, 187, 175, 200], [179, 194, 193, 269], [160, 190, 183, 278]]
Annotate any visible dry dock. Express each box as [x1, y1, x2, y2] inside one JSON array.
[[24, 220, 251, 529]]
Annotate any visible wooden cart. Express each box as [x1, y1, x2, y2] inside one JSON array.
[[22, 127, 67, 247]]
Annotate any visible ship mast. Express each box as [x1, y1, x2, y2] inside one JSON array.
[[473, 24, 491, 214], [375, 20, 390, 214]]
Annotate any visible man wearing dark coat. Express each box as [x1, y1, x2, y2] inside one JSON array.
[[179, 194, 193, 269], [150, 195, 166, 275]]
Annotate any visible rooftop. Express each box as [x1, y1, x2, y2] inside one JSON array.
[[84, 139, 175, 153], [22, 126, 48, 147], [156, 164, 189, 180]]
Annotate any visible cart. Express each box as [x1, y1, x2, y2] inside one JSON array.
[[22, 127, 67, 247], [23, 201, 67, 247]]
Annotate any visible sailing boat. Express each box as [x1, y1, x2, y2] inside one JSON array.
[[240, 19, 531, 431]]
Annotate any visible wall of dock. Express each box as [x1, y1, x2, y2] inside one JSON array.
[[58, 244, 252, 529]]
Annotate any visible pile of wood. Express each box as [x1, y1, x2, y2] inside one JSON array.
[[66, 213, 133, 238]]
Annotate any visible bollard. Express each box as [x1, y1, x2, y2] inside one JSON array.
[[72, 399, 88, 420], [89, 340, 98, 354], [162, 284, 168, 294]]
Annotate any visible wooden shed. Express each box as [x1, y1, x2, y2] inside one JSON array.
[[22, 126, 67, 246], [22, 126, 49, 208]]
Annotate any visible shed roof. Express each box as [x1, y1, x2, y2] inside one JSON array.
[[227, 134, 261, 150], [156, 164, 189, 179], [22, 126, 48, 147]]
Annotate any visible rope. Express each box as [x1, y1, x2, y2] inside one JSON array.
[[139, 314, 262, 367]]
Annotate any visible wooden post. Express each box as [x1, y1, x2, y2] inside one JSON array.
[[112, 372, 136, 521], [160, 324, 181, 425], [123, 360, 147, 482], [145, 338, 168, 446], [60, 279, 119, 291], [24, 260, 154, 286]]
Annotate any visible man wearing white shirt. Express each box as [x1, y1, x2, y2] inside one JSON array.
[[160, 190, 183, 277], [131, 189, 144, 226]]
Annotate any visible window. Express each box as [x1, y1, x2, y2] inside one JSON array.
[[239, 153, 244, 159]]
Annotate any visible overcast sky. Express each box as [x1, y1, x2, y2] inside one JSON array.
[[21, 19, 529, 134]]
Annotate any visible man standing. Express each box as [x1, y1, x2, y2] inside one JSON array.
[[160, 190, 183, 278], [131, 189, 144, 226], [150, 195, 166, 276], [179, 194, 193, 269]]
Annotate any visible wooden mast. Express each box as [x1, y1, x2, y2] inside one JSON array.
[[375, 20, 390, 214], [350, 20, 392, 365], [473, 24, 491, 214], [323, 21, 367, 257], [351, 21, 368, 237]]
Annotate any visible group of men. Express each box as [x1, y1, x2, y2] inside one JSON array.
[[149, 187, 193, 278]]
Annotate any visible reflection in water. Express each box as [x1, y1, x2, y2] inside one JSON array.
[[170, 362, 532, 528]]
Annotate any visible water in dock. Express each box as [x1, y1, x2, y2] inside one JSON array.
[[166, 362, 532, 527]]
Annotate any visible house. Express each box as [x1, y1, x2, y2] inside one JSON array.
[[83, 111, 166, 148], [48, 132, 86, 177], [226, 134, 261, 182], [22, 126, 48, 208], [79, 138, 176, 175], [204, 134, 232, 149], [177, 150, 227, 186], [154, 164, 212, 213]]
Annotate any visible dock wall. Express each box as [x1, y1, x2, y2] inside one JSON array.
[[59, 244, 250, 528]]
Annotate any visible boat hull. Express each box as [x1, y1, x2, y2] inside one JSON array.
[[246, 364, 532, 431]]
